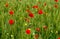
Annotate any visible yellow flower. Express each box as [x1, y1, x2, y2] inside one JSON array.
[[11, 35, 14, 37], [51, 30, 53, 33], [24, 23, 27, 26], [33, 32, 35, 35], [36, 0, 38, 1], [56, 31, 58, 34]]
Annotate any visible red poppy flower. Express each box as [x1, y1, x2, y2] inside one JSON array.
[[26, 29, 31, 34], [54, 0, 58, 2], [9, 19, 14, 25], [44, 2, 46, 6], [38, 10, 43, 14], [36, 28, 40, 32], [9, 10, 14, 15], [32, 5, 38, 8], [26, 9, 31, 13], [54, 4, 58, 8], [29, 13, 34, 18], [25, 18, 30, 22], [5, 3, 8, 7], [58, 37, 60, 39], [43, 26, 47, 29], [34, 34, 39, 39]]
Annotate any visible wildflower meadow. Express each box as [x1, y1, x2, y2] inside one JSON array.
[[0, 0, 60, 39]]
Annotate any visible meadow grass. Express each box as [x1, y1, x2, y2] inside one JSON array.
[[0, 0, 60, 39]]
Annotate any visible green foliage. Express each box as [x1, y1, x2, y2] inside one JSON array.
[[0, 0, 60, 39]]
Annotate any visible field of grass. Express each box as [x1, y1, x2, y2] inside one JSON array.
[[0, 0, 60, 39]]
